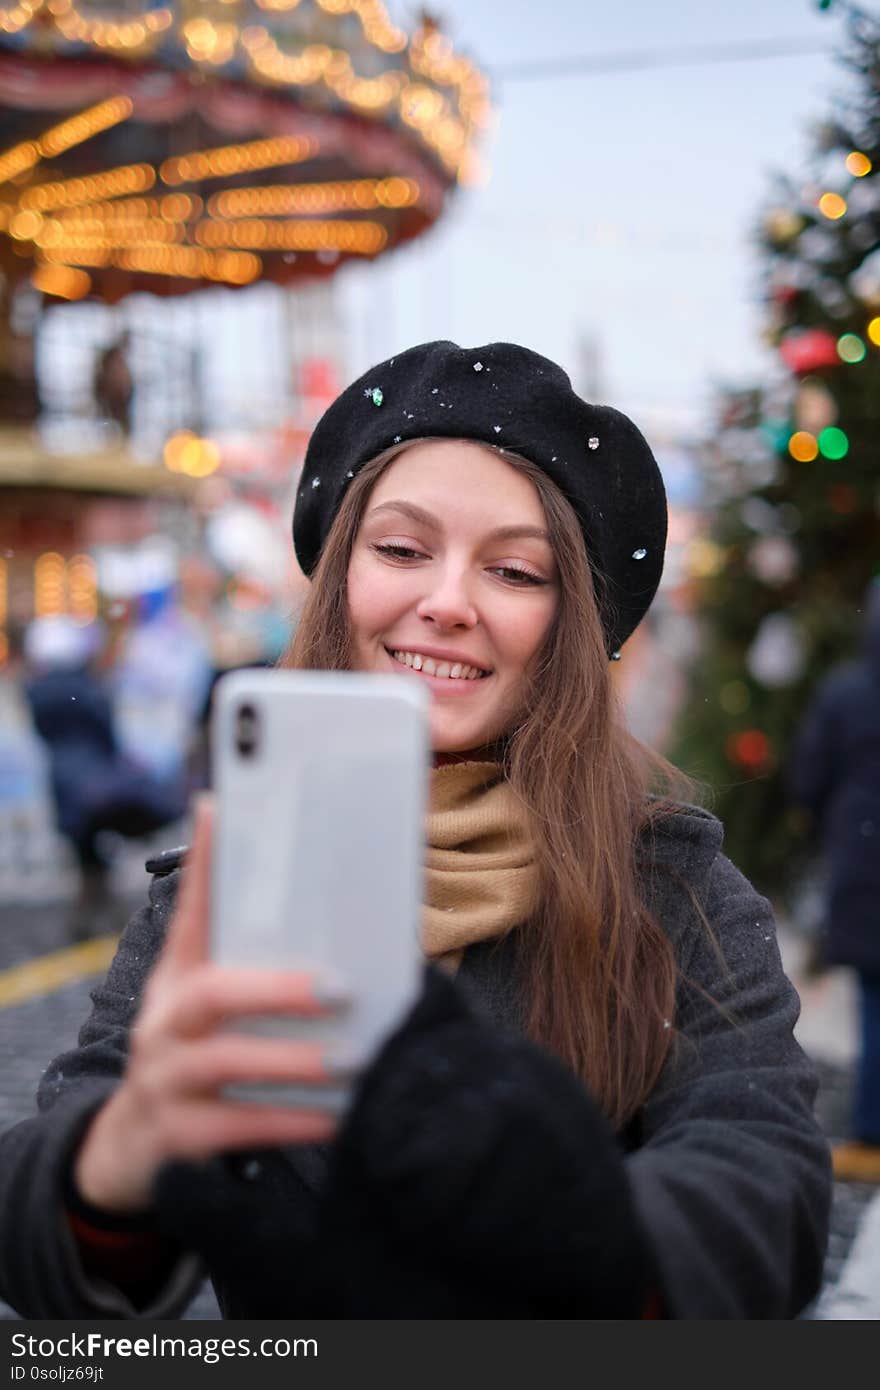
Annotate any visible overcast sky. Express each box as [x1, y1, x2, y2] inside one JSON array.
[[338, 0, 850, 438]]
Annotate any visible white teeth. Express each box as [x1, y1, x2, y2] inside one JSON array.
[[391, 650, 487, 680]]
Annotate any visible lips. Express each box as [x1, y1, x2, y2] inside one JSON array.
[[387, 648, 489, 681]]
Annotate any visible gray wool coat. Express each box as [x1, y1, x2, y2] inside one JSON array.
[[0, 803, 831, 1320]]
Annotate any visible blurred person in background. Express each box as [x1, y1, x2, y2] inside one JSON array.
[[23, 615, 187, 937], [0, 342, 831, 1320], [110, 559, 214, 790], [789, 578, 880, 1183]]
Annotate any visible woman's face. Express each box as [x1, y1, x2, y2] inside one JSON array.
[[347, 440, 560, 752]]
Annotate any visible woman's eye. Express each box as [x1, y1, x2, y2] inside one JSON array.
[[491, 565, 545, 586], [372, 543, 425, 561]]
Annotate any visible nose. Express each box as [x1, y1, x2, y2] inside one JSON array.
[[415, 561, 478, 630]]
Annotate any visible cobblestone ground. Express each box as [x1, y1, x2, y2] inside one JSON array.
[[0, 893, 875, 1322]]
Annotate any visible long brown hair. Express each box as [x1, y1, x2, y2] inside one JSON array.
[[281, 440, 693, 1128]]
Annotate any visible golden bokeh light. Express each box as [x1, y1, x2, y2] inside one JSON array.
[[9, 209, 42, 240], [31, 263, 92, 299], [194, 216, 387, 254], [164, 432, 221, 476], [845, 151, 872, 177], [67, 554, 98, 624], [0, 141, 39, 186], [38, 97, 133, 158], [21, 163, 155, 210], [34, 551, 67, 618], [160, 136, 317, 186], [818, 192, 847, 220], [208, 176, 419, 219], [788, 431, 819, 462]]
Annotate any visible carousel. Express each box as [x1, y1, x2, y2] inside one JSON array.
[[0, 0, 489, 298]]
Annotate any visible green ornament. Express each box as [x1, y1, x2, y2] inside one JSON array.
[[837, 334, 866, 364], [371, 387, 384, 407], [818, 426, 849, 460]]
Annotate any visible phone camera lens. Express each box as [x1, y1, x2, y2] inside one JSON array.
[[235, 702, 259, 758]]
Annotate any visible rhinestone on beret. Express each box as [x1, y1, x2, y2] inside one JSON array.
[[632, 548, 647, 560], [588, 437, 600, 450]]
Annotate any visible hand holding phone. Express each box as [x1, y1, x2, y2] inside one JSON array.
[[73, 798, 341, 1216]]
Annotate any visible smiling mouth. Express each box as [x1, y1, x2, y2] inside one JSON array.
[[387, 648, 489, 681]]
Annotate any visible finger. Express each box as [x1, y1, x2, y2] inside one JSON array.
[[160, 1033, 334, 1095], [160, 793, 214, 973], [161, 1098, 338, 1162], [142, 963, 350, 1041]]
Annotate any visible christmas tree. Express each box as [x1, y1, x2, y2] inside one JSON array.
[[669, 1, 880, 904]]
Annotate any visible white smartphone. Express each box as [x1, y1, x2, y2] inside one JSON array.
[[210, 668, 430, 1112]]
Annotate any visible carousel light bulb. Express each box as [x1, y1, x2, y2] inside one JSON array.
[[867, 317, 880, 346], [31, 264, 92, 299], [0, 141, 39, 184], [9, 209, 42, 240]]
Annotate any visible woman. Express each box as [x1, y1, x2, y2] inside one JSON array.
[[0, 341, 831, 1320]]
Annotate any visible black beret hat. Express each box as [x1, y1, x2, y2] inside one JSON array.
[[293, 340, 667, 656]]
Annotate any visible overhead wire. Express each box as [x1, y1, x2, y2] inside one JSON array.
[[492, 36, 833, 83]]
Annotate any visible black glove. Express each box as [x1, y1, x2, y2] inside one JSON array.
[[309, 963, 657, 1317], [154, 1141, 331, 1318]]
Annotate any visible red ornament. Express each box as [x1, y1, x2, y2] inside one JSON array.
[[778, 329, 840, 374], [726, 729, 773, 772]]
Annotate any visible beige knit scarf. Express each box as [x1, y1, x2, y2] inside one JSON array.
[[421, 760, 539, 974]]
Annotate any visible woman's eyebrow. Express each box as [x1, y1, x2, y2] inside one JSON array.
[[366, 499, 550, 543]]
